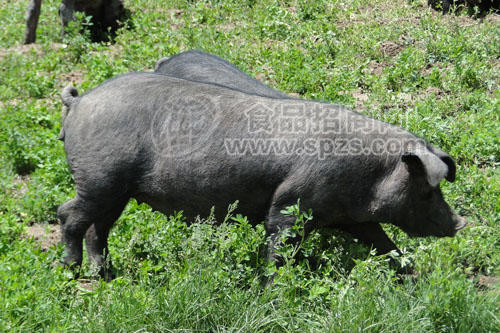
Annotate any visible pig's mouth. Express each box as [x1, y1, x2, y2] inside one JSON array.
[[453, 216, 467, 232], [432, 214, 467, 237], [400, 215, 467, 238]]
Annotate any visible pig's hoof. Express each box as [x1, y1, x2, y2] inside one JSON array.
[[57, 261, 81, 280], [388, 257, 414, 276], [100, 269, 115, 282], [395, 264, 414, 276], [89, 264, 115, 282]]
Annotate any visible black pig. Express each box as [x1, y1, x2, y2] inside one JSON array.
[[58, 73, 466, 279]]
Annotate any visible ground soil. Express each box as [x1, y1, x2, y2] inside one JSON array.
[[24, 224, 61, 251]]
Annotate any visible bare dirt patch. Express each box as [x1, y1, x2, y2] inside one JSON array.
[[255, 72, 270, 83], [440, 11, 480, 27], [49, 43, 67, 51], [424, 86, 448, 100], [0, 44, 43, 61], [167, 8, 184, 18], [165, 9, 185, 31], [483, 12, 500, 25], [77, 279, 99, 291], [352, 89, 371, 110], [397, 92, 413, 105], [365, 60, 387, 76], [287, 6, 298, 15], [380, 41, 405, 58], [336, 14, 422, 30], [217, 23, 235, 32], [477, 275, 500, 291], [10, 174, 31, 199], [59, 70, 85, 86], [24, 224, 61, 251], [264, 39, 286, 50], [0, 98, 24, 109], [335, 0, 423, 29], [253, 64, 278, 87]]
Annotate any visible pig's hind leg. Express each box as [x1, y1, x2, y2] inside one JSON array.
[[84, 201, 127, 281], [58, 193, 127, 279]]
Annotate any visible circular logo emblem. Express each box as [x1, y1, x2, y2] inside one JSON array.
[[151, 93, 220, 158]]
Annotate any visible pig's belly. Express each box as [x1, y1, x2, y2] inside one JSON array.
[[133, 189, 272, 225]]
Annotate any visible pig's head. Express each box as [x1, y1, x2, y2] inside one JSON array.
[[372, 147, 467, 237]]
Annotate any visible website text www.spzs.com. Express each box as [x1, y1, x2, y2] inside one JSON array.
[[224, 137, 425, 160]]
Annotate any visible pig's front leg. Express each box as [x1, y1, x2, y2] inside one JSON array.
[[265, 204, 299, 268], [340, 222, 413, 274], [340, 222, 400, 255]]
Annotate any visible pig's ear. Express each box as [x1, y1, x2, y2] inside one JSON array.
[[427, 146, 456, 182], [402, 150, 449, 187]]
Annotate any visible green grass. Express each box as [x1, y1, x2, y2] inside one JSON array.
[[0, 0, 499, 331]]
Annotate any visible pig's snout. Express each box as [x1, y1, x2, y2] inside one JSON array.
[[436, 211, 467, 237], [454, 215, 467, 232], [444, 213, 467, 237]]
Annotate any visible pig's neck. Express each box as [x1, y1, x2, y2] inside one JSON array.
[[365, 155, 410, 225]]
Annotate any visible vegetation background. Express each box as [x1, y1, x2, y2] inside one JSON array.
[[0, 0, 498, 331]]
